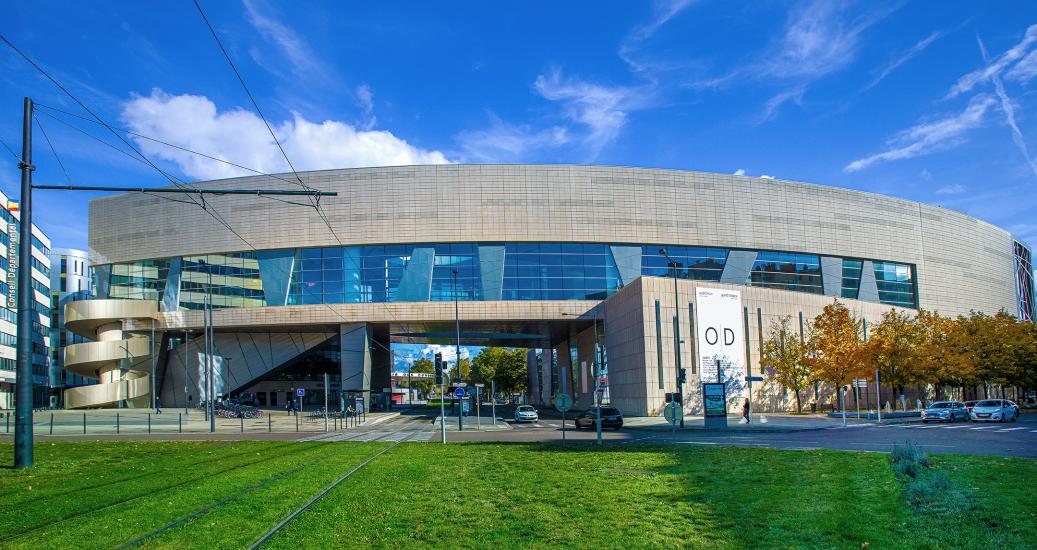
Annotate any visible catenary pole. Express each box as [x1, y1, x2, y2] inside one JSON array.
[[659, 249, 684, 428], [14, 97, 34, 468], [453, 269, 463, 432]]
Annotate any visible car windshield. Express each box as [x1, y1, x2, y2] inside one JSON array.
[[929, 402, 951, 408], [517, 406, 535, 412], [602, 408, 620, 415], [975, 400, 1001, 407]]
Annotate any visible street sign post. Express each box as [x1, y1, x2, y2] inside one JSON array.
[[454, 387, 465, 398], [553, 393, 573, 442]]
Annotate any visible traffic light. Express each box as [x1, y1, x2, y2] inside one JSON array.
[[678, 368, 687, 385], [434, 353, 443, 385]]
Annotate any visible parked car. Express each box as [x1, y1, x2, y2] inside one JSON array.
[[970, 399, 1020, 422], [574, 407, 624, 430], [921, 401, 968, 423], [514, 405, 539, 423]]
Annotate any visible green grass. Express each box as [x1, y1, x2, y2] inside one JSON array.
[[1, 441, 1034, 549]]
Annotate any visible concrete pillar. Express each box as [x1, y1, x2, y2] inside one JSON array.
[[340, 323, 372, 411]]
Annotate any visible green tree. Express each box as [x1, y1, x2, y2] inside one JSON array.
[[805, 300, 867, 410], [407, 357, 435, 396], [915, 309, 974, 398], [449, 357, 471, 383], [472, 347, 529, 397], [864, 308, 923, 409], [963, 310, 1022, 398], [760, 315, 810, 413]]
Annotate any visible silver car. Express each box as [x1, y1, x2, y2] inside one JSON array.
[[970, 399, 1020, 422], [514, 405, 539, 423], [921, 401, 968, 423]]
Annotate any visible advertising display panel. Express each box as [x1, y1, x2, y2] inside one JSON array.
[[695, 287, 747, 397]]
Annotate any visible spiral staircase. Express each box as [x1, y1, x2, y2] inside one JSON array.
[[62, 299, 159, 409]]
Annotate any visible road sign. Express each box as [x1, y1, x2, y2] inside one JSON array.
[[853, 379, 868, 388], [456, 382, 468, 388], [454, 387, 465, 398], [296, 388, 305, 397], [474, 383, 485, 388], [663, 402, 683, 425], [745, 376, 764, 382], [553, 393, 573, 412]]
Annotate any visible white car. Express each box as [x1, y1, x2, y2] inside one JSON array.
[[970, 399, 1020, 422], [514, 405, 539, 423]]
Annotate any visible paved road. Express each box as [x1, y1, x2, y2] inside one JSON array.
[[445, 413, 1037, 457]]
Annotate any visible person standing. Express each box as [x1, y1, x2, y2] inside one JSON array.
[[742, 398, 750, 423], [155, 396, 162, 415]]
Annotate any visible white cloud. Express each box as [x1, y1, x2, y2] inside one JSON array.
[[947, 24, 1037, 99], [419, 344, 470, 363], [242, 0, 331, 82], [1006, 49, 1037, 84], [121, 89, 450, 180], [762, 1, 894, 80], [733, 168, 746, 176], [760, 174, 775, 180], [844, 94, 996, 173], [866, 31, 946, 90], [456, 114, 568, 163], [761, 86, 805, 122], [355, 84, 376, 130], [534, 69, 650, 157], [935, 183, 966, 195], [979, 37, 1037, 181], [618, 0, 697, 73]]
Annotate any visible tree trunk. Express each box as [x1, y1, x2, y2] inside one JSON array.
[[795, 389, 802, 414]]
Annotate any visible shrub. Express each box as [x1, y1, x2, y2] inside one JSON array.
[[890, 443, 930, 478]]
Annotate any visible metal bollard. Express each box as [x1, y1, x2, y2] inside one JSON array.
[[178, 413, 182, 433], [83, 413, 86, 434], [295, 413, 299, 433], [148, 413, 152, 434], [50, 413, 54, 435], [116, 413, 120, 434], [268, 414, 271, 433], [6, 412, 9, 433], [240, 416, 244, 433]]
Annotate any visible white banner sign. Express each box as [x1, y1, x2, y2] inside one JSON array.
[[196, 353, 226, 401], [696, 287, 747, 397]]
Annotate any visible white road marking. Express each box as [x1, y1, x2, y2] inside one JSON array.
[[969, 425, 999, 430], [677, 441, 717, 445], [941, 425, 970, 429], [997, 427, 1026, 432]]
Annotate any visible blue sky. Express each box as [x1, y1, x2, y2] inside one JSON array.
[[1, 1, 1036, 252]]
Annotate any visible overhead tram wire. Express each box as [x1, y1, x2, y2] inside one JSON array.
[[0, 135, 19, 162], [1, 36, 398, 357], [32, 109, 398, 356], [188, 1, 346, 251], [0, 33, 208, 209], [191, 0, 310, 191], [32, 114, 71, 183]]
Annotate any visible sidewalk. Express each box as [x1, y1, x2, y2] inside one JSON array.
[[0, 408, 400, 438], [623, 413, 855, 432]]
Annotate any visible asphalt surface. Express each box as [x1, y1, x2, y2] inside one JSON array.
[[448, 410, 1037, 457]]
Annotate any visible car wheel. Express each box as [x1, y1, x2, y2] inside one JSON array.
[[1011, 412, 1018, 422], [922, 420, 929, 424]]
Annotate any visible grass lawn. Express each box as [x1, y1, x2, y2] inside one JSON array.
[[1, 441, 1034, 549]]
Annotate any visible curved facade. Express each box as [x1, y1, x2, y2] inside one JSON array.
[[73, 165, 1032, 414]]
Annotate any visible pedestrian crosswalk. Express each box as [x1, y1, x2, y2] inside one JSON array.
[[860, 422, 1036, 434], [298, 428, 435, 442]]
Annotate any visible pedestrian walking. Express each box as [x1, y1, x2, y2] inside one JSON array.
[[155, 396, 162, 414], [286, 397, 295, 416], [742, 398, 750, 423]]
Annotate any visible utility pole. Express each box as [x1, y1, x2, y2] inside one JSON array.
[[659, 249, 685, 428], [7, 94, 335, 466], [182, 329, 190, 415]]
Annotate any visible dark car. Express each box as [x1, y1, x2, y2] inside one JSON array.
[[574, 407, 623, 430]]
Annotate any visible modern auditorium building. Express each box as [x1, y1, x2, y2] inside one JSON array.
[[61, 165, 1033, 415]]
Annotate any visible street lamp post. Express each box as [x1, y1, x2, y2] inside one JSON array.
[[182, 329, 191, 415], [659, 249, 685, 428], [453, 268, 463, 431]]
